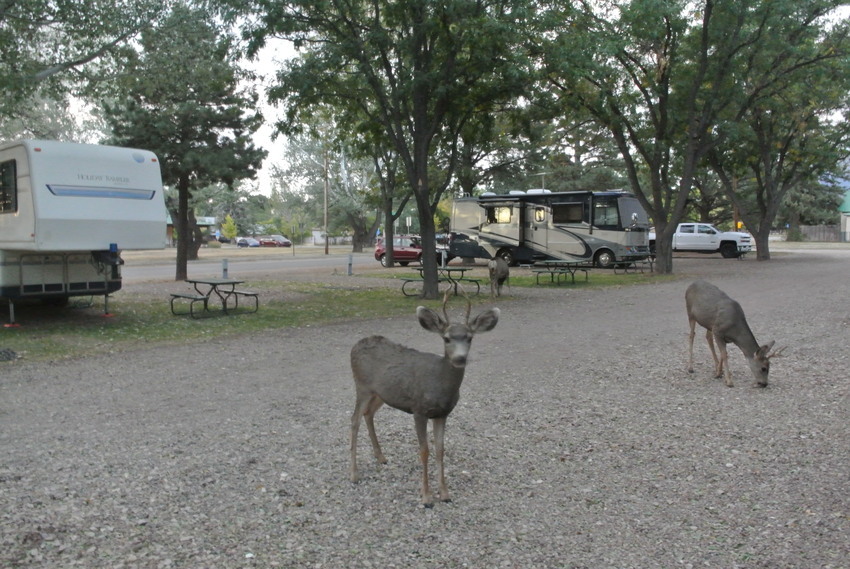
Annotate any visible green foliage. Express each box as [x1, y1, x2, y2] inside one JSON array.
[[221, 214, 239, 241], [101, 4, 266, 190], [0, 0, 163, 124], [227, 0, 536, 297], [100, 2, 267, 277]]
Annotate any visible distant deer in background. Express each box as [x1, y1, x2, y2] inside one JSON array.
[[487, 256, 510, 298], [350, 290, 500, 506], [685, 280, 783, 387]]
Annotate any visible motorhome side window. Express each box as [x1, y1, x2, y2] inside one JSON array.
[[0, 160, 17, 213], [485, 206, 512, 224], [552, 203, 583, 224], [593, 198, 620, 228]]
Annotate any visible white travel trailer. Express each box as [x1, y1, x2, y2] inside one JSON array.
[[449, 189, 651, 267], [0, 140, 166, 320]]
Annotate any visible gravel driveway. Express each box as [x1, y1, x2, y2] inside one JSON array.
[[1, 249, 848, 568]]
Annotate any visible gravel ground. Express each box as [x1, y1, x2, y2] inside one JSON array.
[[1, 249, 849, 568]]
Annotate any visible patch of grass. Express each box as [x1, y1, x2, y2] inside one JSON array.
[[0, 270, 676, 363], [0, 282, 463, 362]]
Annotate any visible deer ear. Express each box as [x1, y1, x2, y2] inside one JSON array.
[[417, 306, 446, 333], [470, 308, 500, 333]]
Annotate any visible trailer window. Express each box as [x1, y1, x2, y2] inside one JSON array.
[[534, 207, 546, 222], [0, 160, 17, 213], [485, 206, 512, 224], [552, 203, 583, 224]]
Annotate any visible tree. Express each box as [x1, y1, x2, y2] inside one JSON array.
[[221, 214, 239, 242], [228, 0, 534, 298], [540, 0, 850, 273], [707, 14, 850, 259], [1, 0, 162, 126], [102, 3, 266, 280], [271, 124, 380, 252]]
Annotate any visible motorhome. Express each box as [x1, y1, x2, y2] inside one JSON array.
[[448, 189, 651, 267], [0, 140, 166, 319]]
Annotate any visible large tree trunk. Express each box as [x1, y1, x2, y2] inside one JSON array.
[[382, 200, 396, 267], [652, 220, 676, 275], [752, 226, 771, 261], [189, 209, 202, 261], [414, 178, 440, 300]]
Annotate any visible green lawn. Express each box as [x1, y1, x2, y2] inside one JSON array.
[[0, 269, 675, 362]]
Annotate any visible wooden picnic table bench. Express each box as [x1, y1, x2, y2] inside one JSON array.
[[613, 257, 655, 274], [530, 261, 589, 285], [401, 267, 481, 296], [170, 278, 259, 317]]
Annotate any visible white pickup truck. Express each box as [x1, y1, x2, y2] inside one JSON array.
[[648, 222, 752, 258]]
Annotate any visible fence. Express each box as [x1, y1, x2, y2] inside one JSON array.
[[798, 225, 840, 242]]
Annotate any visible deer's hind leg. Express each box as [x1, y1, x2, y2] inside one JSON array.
[[363, 395, 387, 464], [350, 393, 386, 483]]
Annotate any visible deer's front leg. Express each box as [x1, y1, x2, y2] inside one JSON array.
[[414, 414, 433, 507], [431, 416, 451, 502], [717, 342, 734, 387], [687, 319, 697, 373]]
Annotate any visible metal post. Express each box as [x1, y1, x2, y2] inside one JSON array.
[[348, 254, 353, 276], [222, 259, 229, 279]]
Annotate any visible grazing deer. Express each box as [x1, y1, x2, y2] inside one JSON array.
[[487, 256, 510, 298], [685, 280, 782, 387], [350, 290, 500, 506]]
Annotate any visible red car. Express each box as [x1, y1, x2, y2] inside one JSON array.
[[374, 235, 424, 267], [258, 235, 292, 247]]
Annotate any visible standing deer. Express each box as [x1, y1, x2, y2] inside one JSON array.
[[685, 280, 782, 387], [350, 290, 500, 506], [487, 256, 510, 298]]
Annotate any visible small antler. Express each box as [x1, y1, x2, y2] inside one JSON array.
[[767, 345, 787, 359], [458, 287, 472, 324], [441, 287, 452, 322]]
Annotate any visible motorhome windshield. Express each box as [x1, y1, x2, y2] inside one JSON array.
[[618, 196, 649, 226]]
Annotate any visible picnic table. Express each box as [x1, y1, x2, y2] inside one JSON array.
[[401, 266, 481, 296], [613, 257, 655, 274], [170, 277, 259, 317], [530, 260, 590, 285]]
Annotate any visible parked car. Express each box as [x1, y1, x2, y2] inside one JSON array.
[[375, 235, 422, 266], [258, 234, 292, 247], [236, 237, 260, 248]]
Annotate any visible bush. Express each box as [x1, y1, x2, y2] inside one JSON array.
[[786, 228, 806, 242]]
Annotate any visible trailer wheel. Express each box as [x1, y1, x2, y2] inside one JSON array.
[[594, 249, 615, 268], [496, 248, 516, 266]]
